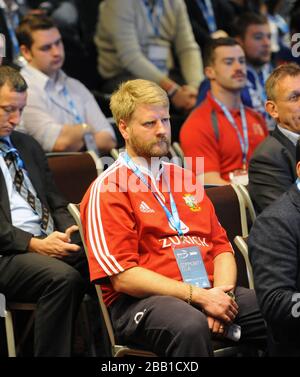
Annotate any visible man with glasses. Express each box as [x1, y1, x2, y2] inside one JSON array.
[[0, 65, 90, 356]]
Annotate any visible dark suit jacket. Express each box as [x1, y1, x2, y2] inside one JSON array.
[[249, 184, 300, 351], [248, 126, 297, 214], [0, 131, 76, 255], [0, 8, 15, 64], [184, 0, 235, 51]]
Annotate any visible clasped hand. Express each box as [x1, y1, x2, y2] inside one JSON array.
[[29, 225, 80, 258]]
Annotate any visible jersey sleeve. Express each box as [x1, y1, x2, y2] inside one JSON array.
[[81, 173, 139, 282]]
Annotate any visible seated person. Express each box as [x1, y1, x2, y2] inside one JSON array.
[[16, 14, 116, 153], [180, 37, 268, 186], [0, 0, 25, 66], [249, 140, 300, 356], [249, 63, 300, 214], [197, 12, 274, 130], [0, 65, 90, 356], [184, 0, 235, 53], [80, 78, 266, 357], [94, 0, 203, 113]]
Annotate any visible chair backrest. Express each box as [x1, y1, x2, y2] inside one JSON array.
[[235, 185, 257, 231], [205, 184, 249, 287], [47, 151, 101, 203], [172, 142, 186, 168], [233, 236, 254, 289]]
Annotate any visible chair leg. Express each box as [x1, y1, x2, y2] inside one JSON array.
[[4, 310, 16, 357]]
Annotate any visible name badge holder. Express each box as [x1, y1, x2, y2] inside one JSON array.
[[173, 244, 211, 289], [229, 170, 249, 186], [148, 44, 169, 74]]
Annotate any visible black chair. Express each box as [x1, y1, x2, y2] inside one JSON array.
[[47, 151, 101, 203], [205, 184, 250, 288]]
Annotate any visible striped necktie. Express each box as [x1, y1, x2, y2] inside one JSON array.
[[0, 139, 54, 235]]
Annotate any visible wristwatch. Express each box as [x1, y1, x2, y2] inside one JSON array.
[[82, 123, 90, 133]]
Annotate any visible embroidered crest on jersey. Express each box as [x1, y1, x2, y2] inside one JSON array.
[[139, 201, 155, 213], [183, 194, 201, 212], [252, 122, 264, 136]]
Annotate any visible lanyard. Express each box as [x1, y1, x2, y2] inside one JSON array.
[[247, 66, 267, 104], [213, 96, 249, 168], [62, 86, 83, 124], [143, 0, 164, 37], [0, 137, 24, 169], [123, 152, 183, 238], [195, 0, 217, 34], [268, 14, 289, 34], [5, 11, 20, 58]]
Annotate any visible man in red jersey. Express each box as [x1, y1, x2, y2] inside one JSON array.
[[180, 37, 268, 185], [81, 79, 266, 357]]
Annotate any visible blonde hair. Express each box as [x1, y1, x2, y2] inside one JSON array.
[[110, 79, 169, 125], [266, 63, 300, 101]]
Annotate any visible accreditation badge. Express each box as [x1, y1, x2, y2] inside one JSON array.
[[229, 169, 248, 185], [172, 244, 211, 288], [148, 44, 169, 74]]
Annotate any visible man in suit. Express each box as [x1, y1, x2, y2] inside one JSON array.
[[0, 65, 88, 356], [248, 63, 300, 214], [249, 141, 300, 356]]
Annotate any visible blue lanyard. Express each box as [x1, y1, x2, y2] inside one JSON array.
[[5, 12, 20, 58], [268, 14, 289, 34], [0, 137, 24, 169], [195, 0, 217, 34], [123, 152, 183, 237], [247, 66, 267, 104], [213, 97, 249, 168], [143, 0, 164, 37], [62, 86, 83, 124]]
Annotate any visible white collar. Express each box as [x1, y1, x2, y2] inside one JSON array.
[[22, 64, 67, 91], [277, 125, 300, 146]]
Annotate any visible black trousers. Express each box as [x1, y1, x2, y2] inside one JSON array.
[[0, 251, 88, 356], [109, 287, 267, 357]]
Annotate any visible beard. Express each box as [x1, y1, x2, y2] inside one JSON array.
[[129, 135, 171, 159]]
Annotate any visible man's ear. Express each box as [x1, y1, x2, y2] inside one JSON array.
[[118, 119, 130, 141], [296, 161, 300, 178], [205, 66, 215, 80], [265, 100, 278, 120], [19, 45, 32, 62]]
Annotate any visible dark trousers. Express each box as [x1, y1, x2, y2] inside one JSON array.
[[0, 251, 87, 356], [109, 287, 266, 357]]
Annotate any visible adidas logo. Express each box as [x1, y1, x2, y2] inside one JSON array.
[[139, 201, 155, 213]]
